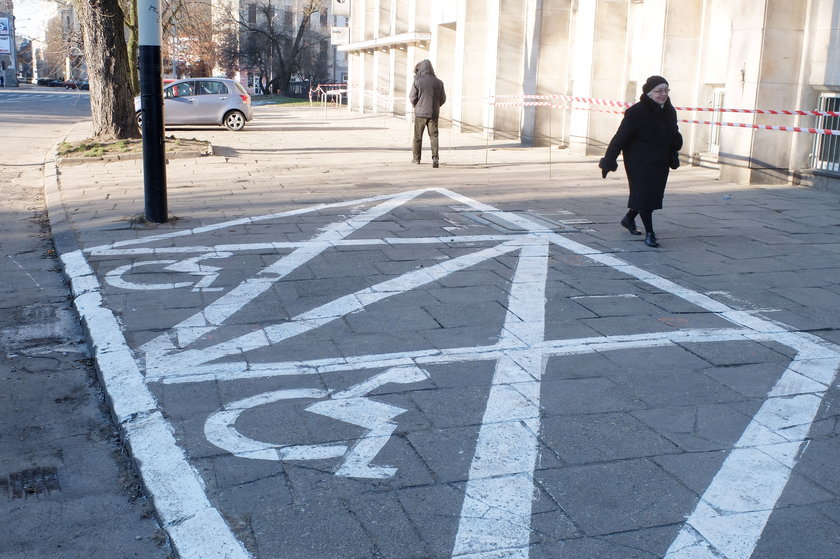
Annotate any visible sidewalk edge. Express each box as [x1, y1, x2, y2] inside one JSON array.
[[43, 122, 251, 559]]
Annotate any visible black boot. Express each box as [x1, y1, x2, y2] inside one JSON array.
[[620, 213, 641, 235], [432, 157, 439, 168], [644, 232, 659, 247]]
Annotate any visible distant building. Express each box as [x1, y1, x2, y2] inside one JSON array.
[[339, 0, 840, 188], [212, 0, 348, 95], [0, 0, 16, 86]]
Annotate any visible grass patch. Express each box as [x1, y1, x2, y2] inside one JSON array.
[[58, 136, 209, 158], [58, 141, 110, 157]]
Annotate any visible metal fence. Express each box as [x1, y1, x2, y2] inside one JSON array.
[[811, 94, 840, 173]]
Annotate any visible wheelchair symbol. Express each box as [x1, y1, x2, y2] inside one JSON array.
[[204, 366, 429, 478], [105, 252, 233, 292]]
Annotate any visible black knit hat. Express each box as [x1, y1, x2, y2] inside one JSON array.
[[642, 75, 668, 94]]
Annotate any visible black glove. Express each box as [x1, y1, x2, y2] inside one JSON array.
[[599, 157, 616, 179]]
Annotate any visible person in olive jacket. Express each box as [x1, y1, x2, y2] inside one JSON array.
[[410, 59, 446, 167], [599, 75, 682, 247]]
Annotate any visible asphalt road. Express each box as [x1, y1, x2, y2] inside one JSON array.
[[0, 86, 171, 558]]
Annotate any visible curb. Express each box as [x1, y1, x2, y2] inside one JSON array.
[[58, 144, 214, 166], [43, 126, 250, 559]]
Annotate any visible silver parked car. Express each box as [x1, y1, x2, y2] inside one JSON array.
[[135, 77, 254, 131]]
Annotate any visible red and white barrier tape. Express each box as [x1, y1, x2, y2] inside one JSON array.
[[488, 96, 840, 135], [337, 88, 840, 134], [515, 94, 840, 117], [679, 119, 840, 135]]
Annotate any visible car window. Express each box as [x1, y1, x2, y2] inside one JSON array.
[[198, 81, 228, 95], [166, 82, 194, 97], [234, 81, 248, 95]]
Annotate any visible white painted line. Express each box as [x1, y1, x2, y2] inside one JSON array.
[[665, 335, 840, 559], [58, 249, 251, 559], [429, 189, 840, 558], [151, 328, 758, 385], [85, 189, 434, 253], [205, 366, 430, 478], [86, 234, 517, 256], [129, 412, 251, 559], [146, 239, 525, 378], [142, 190, 431, 377], [204, 388, 345, 461], [453, 240, 549, 558], [71, 185, 840, 559]]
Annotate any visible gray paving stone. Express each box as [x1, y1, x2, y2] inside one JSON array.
[[544, 317, 605, 340], [423, 299, 509, 328], [242, 330, 346, 362], [751, 505, 840, 559], [422, 361, 496, 389], [343, 490, 431, 559], [535, 459, 697, 536], [652, 449, 728, 495], [410, 385, 492, 429], [421, 323, 501, 350], [540, 412, 680, 464], [704, 362, 789, 398], [200, 455, 290, 498], [396, 483, 465, 559], [681, 339, 792, 367], [581, 315, 676, 336], [149, 379, 223, 420], [543, 352, 625, 380], [573, 294, 670, 318], [540, 375, 647, 415], [599, 525, 688, 559], [405, 426, 483, 483], [601, 344, 712, 374], [772, 286, 840, 309], [631, 402, 760, 452], [613, 366, 745, 408]]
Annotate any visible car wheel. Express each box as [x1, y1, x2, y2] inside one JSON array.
[[224, 110, 246, 131], [135, 111, 143, 130]]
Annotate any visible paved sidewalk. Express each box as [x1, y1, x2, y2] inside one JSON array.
[[47, 106, 840, 558]]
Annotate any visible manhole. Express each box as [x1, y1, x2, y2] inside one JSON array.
[[3, 467, 61, 499]]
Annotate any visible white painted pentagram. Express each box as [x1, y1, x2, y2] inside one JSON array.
[[85, 187, 840, 559]]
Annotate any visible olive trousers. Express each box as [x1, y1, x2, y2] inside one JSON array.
[[412, 117, 439, 162]]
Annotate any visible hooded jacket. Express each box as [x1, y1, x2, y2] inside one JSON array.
[[410, 60, 446, 119]]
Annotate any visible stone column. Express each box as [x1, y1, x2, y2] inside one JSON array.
[[521, 0, 544, 147], [493, 0, 527, 140], [720, 0, 808, 184], [567, 0, 598, 154], [534, 0, 573, 148], [455, 0, 500, 136]]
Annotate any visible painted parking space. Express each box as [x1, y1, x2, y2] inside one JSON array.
[[65, 187, 840, 558]]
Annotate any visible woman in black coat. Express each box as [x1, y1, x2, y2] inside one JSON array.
[[599, 75, 682, 247]]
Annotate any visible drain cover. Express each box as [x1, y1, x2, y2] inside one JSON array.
[[4, 467, 61, 499]]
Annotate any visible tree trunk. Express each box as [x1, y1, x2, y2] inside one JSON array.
[[73, 0, 139, 140], [125, 0, 140, 95]]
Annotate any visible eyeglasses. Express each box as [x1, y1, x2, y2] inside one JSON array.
[[651, 88, 670, 94]]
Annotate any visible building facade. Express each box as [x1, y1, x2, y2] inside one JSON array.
[[339, 0, 840, 187], [214, 0, 349, 95]]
